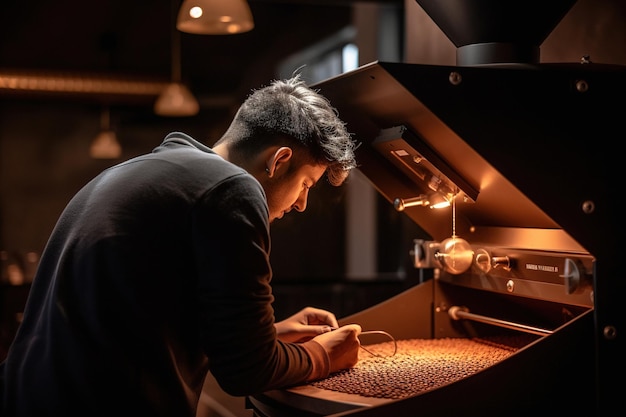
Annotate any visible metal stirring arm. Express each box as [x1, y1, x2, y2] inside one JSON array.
[[448, 306, 554, 336]]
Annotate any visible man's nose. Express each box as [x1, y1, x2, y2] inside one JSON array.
[[294, 190, 309, 212]]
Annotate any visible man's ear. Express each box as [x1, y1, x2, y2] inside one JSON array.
[[266, 147, 293, 177]]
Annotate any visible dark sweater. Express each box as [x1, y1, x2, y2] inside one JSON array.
[[0, 132, 325, 417]]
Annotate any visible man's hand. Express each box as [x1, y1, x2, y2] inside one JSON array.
[[275, 306, 339, 343], [311, 324, 362, 372]]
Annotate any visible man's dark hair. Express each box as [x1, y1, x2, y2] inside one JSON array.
[[218, 74, 357, 186]]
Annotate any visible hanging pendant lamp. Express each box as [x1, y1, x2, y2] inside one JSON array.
[[177, 0, 254, 35], [155, 1, 200, 117], [90, 107, 122, 159], [154, 81, 199, 117]]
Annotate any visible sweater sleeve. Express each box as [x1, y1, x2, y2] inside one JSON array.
[[192, 174, 319, 395], [301, 340, 331, 381]]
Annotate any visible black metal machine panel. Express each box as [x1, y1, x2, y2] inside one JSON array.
[[248, 0, 624, 414]]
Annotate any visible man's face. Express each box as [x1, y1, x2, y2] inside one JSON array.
[[264, 162, 327, 222]]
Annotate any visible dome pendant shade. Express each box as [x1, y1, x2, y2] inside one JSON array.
[[90, 130, 122, 159], [177, 0, 254, 35], [90, 107, 122, 159]]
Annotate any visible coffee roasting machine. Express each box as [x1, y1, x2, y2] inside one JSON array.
[[247, 0, 624, 415]]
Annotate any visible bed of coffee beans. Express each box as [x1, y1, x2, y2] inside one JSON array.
[[310, 337, 528, 399]]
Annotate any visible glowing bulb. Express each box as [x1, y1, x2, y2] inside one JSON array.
[[189, 6, 203, 19]]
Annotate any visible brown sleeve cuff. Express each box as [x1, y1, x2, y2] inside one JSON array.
[[301, 339, 331, 382]]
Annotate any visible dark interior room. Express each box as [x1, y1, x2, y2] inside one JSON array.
[[2, 0, 625, 416]]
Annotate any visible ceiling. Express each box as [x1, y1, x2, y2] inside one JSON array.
[[0, 0, 402, 110]]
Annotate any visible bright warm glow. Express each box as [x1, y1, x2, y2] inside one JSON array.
[[430, 200, 451, 209], [429, 193, 452, 209], [219, 16, 233, 23], [189, 6, 203, 19]]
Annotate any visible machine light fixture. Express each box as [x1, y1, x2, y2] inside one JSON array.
[[393, 192, 451, 211], [428, 192, 452, 209]]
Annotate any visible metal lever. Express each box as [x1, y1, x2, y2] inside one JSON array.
[[448, 306, 553, 336]]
